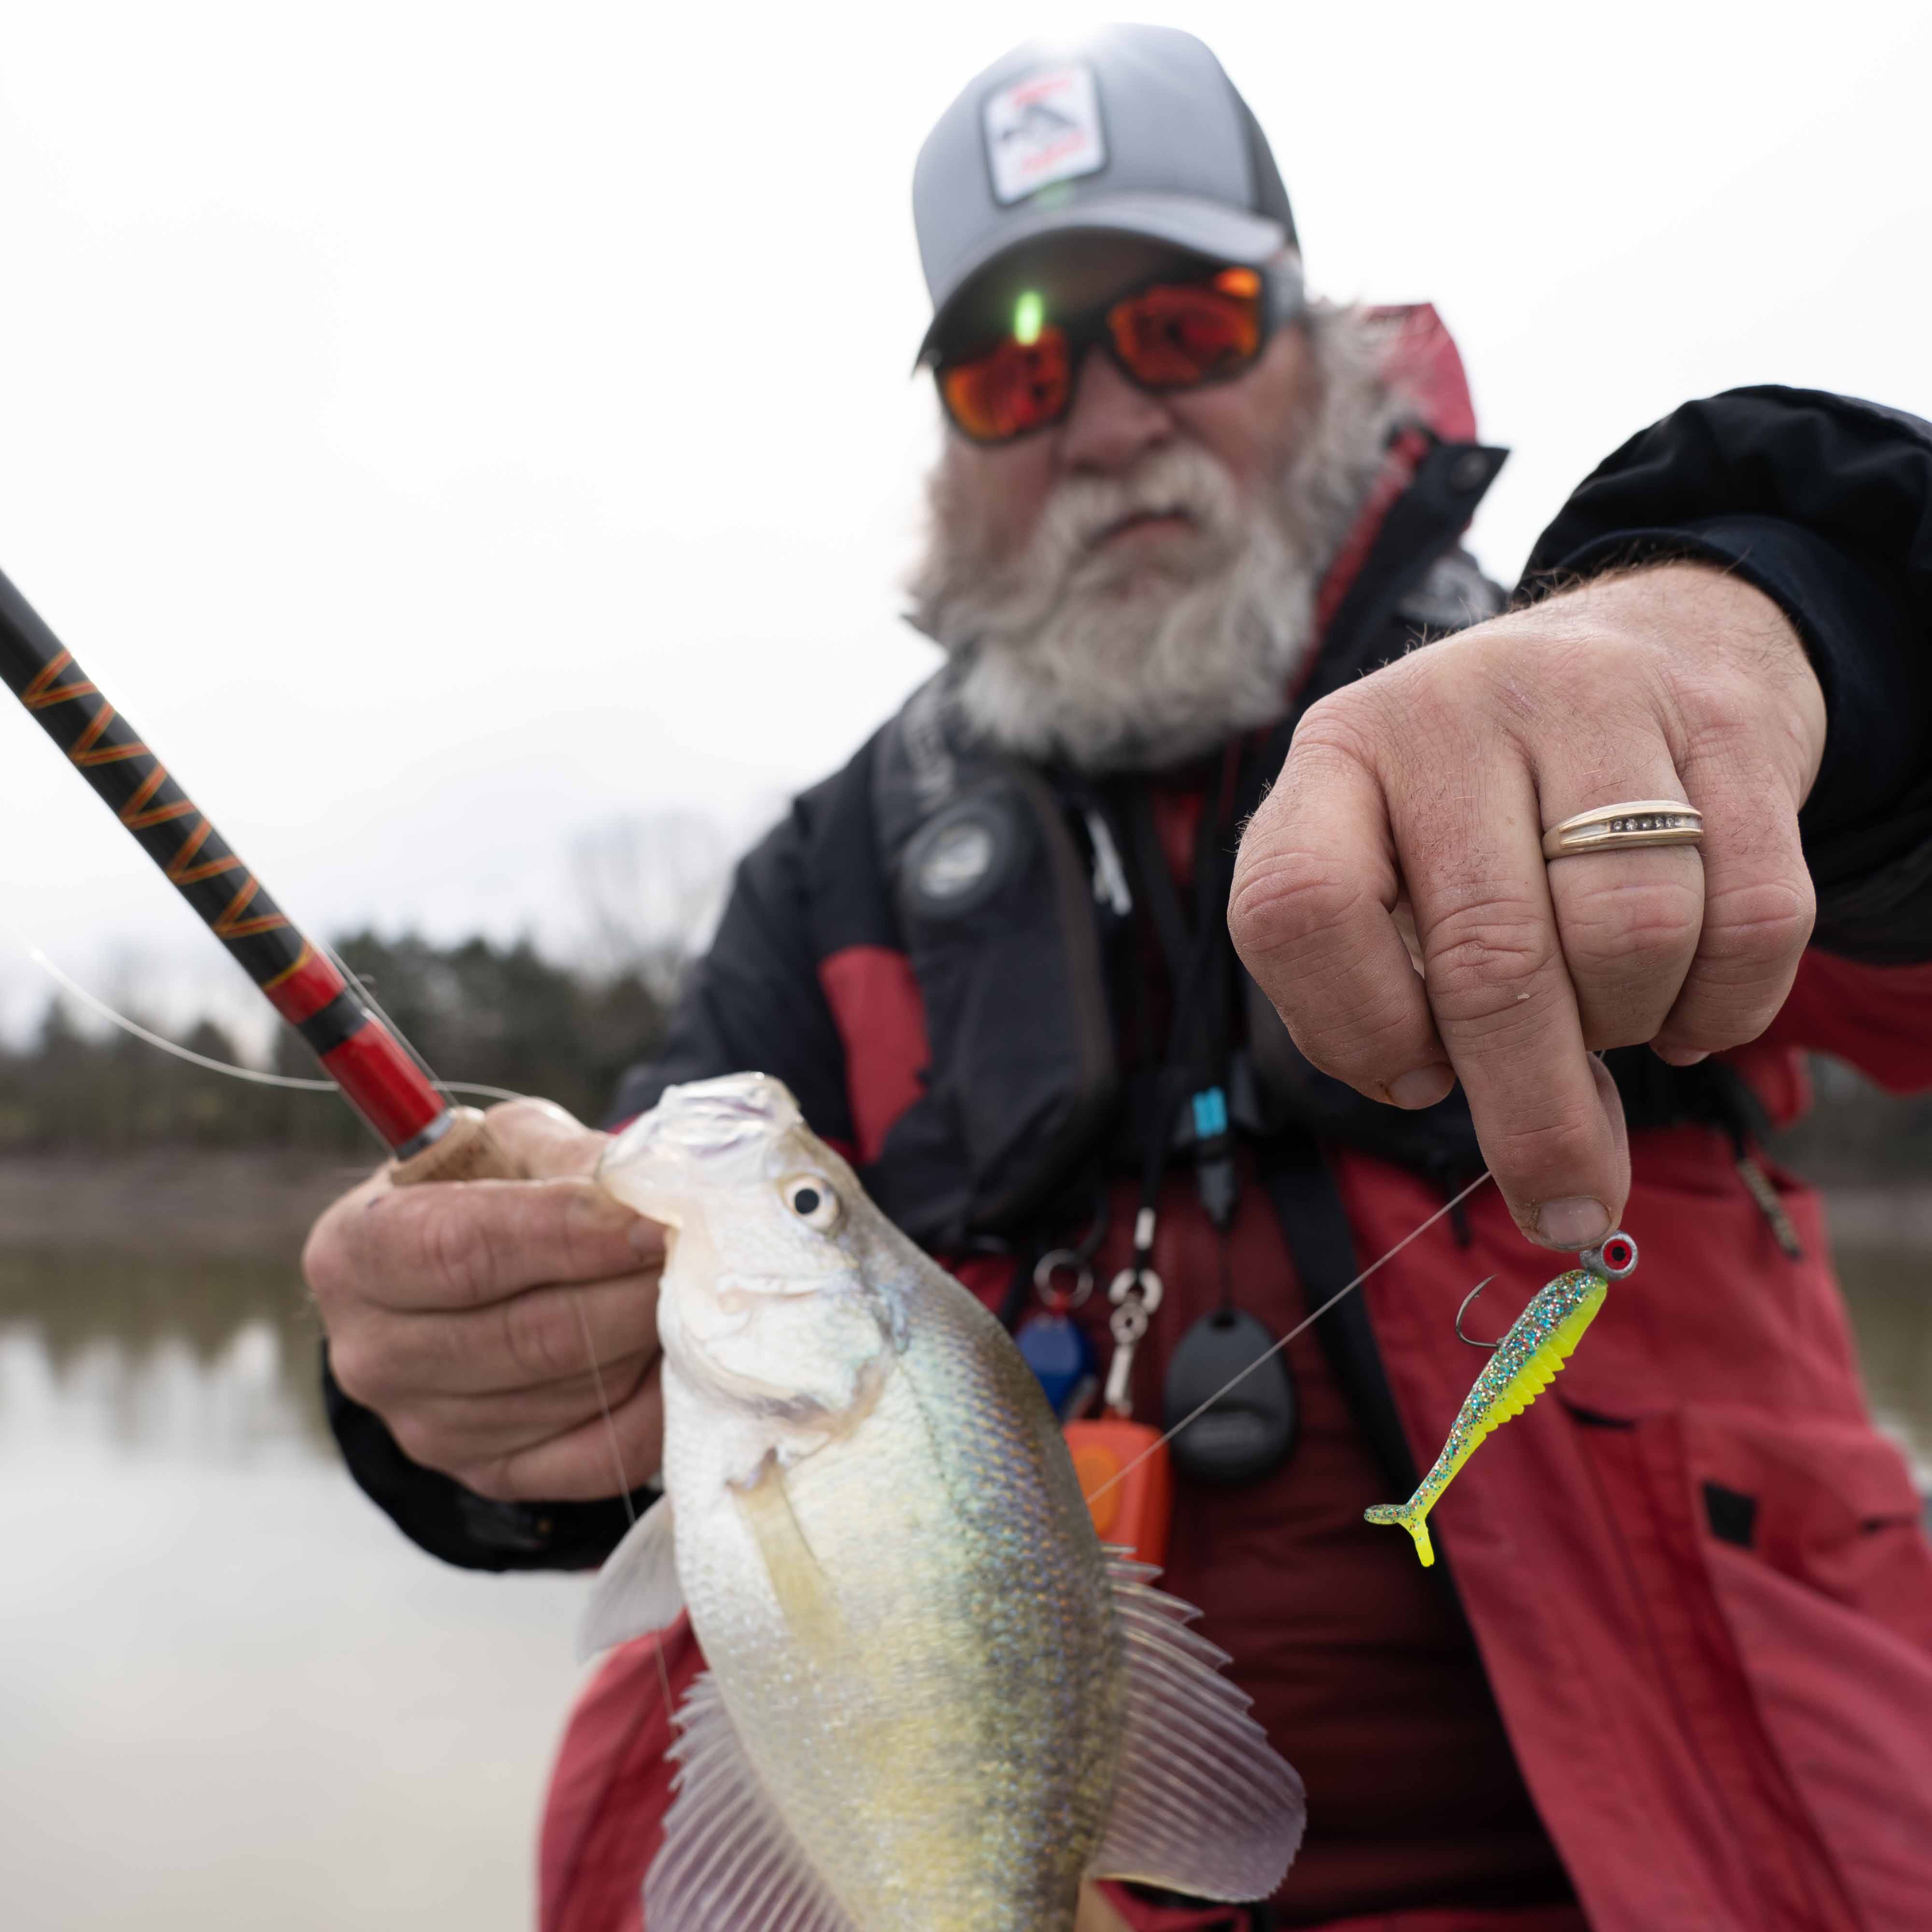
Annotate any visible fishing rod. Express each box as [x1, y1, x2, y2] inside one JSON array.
[[0, 563, 513, 1185]]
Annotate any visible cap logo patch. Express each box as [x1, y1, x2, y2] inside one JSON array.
[[983, 64, 1105, 206]]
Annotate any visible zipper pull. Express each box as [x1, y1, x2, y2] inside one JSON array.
[[1104, 1209, 1165, 1417], [1734, 1152, 1804, 1260]]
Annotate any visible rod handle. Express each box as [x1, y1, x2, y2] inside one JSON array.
[[388, 1106, 528, 1185]]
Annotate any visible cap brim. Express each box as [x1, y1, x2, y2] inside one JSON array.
[[914, 192, 1289, 367]]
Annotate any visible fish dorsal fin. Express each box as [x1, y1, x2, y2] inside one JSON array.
[[646, 1670, 857, 1932], [1088, 1551, 1306, 1900], [577, 1492, 683, 1662]]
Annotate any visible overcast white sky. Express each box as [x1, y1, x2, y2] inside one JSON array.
[[3, 2, 1930, 1053]]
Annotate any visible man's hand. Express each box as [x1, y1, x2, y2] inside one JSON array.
[[1230, 562, 1828, 1249], [304, 1098, 666, 1501]]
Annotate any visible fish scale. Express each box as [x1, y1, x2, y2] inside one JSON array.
[[584, 1072, 1304, 1932]]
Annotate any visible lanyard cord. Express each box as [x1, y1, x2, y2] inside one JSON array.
[[1116, 742, 1247, 1277]]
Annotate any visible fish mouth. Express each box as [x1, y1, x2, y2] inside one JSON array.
[[597, 1072, 807, 1214], [609, 1073, 801, 1164]]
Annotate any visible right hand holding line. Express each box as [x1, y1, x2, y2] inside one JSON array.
[[303, 1098, 667, 1503]]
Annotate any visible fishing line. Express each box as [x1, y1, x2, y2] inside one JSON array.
[[13, 940, 524, 1103], [574, 1287, 638, 1528], [317, 934, 454, 1096], [1082, 1169, 1495, 1507]]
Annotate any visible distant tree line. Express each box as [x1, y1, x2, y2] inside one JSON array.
[[2, 927, 1928, 1175], [0, 931, 673, 1153]]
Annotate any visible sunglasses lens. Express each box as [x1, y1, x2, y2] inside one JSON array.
[[1109, 267, 1264, 389], [939, 328, 1071, 442]]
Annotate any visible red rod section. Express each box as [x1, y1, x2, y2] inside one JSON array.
[[0, 564, 448, 1154]]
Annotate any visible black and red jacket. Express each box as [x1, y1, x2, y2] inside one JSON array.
[[328, 313, 1932, 1932]]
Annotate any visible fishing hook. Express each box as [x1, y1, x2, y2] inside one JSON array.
[[1454, 1277, 1501, 1349]]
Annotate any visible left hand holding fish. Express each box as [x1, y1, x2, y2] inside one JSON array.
[[1230, 562, 1826, 1251], [305, 1097, 668, 1501]]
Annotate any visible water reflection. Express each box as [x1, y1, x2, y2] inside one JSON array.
[[0, 1248, 327, 1451], [0, 1248, 587, 1932], [0, 1234, 1925, 1931]]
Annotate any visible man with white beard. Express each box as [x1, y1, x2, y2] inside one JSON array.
[[305, 25, 1932, 1932], [912, 256, 1401, 777]]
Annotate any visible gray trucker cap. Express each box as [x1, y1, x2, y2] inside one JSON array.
[[913, 25, 1297, 363]]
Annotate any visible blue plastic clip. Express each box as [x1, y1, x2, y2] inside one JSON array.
[[1191, 1086, 1229, 1140]]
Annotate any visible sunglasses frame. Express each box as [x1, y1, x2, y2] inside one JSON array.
[[930, 256, 1307, 446]]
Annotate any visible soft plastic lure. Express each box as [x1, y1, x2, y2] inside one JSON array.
[[1365, 1232, 1638, 1566]]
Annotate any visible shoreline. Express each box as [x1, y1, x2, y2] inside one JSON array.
[[0, 1146, 1928, 1262], [0, 1148, 376, 1261]]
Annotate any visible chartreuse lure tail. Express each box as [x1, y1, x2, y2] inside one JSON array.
[[1365, 1234, 1636, 1567]]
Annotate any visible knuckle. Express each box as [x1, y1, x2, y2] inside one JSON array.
[[1701, 874, 1816, 968], [1424, 902, 1559, 1029], [1229, 844, 1366, 966], [300, 1220, 347, 1307], [326, 1334, 381, 1403], [489, 1095, 569, 1133], [453, 1458, 517, 1503], [498, 1290, 581, 1385], [1290, 982, 1427, 1084], [299, 1194, 368, 1308], [1489, 1104, 1605, 1185], [419, 1203, 504, 1307], [1557, 875, 1704, 978], [391, 1413, 451, 1471], [1291, 687, 1386, 764]]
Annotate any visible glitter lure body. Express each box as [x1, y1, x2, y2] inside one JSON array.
[[1364, 1237, 1636, 1567]]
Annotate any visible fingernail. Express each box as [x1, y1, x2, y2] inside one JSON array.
[[628, 1219, 668, 1259], [1536, 1196, 1610, 1248], [1653, 1044, 1709, 1066], [1389, 1065, 1455, 1110]]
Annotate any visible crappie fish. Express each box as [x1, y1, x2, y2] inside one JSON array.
[[581, 1072, 1305, 1932]]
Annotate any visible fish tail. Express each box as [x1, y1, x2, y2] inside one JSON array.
[[1363, 1500, 1435, 1567]]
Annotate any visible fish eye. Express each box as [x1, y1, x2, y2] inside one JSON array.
[[780, 1174, 841, 1232]]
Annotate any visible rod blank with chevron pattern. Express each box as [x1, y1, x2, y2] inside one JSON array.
[[0, 564, 453, 1156]]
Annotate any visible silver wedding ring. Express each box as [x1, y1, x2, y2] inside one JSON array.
[[1542, 799, 1704, 862]]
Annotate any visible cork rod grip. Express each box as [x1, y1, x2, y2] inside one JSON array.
[[387, 1107, 529, 1186]]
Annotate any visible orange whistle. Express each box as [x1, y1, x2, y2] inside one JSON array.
[[1065, 1418, 1173, 1568]]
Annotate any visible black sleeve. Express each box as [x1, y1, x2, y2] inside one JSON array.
[[325, 783, 859, 1572], [1523, 386, 1932, 962], [323, 1345, 655, 1572]]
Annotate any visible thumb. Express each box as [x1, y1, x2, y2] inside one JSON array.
[[480, 1096, 611, 1180]]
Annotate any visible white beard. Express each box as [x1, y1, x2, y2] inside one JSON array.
[[907, 305, 1407, 774]]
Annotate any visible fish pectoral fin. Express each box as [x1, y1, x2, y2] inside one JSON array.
[[577, 1491, 683, 1662], [732, 1450, 842, 1648], [1087, 1552, 1306, 1900], [648, 1670, 856, 1932]]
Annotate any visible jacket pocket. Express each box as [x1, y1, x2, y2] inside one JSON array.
[[1579, 1400, 1932, 1932]]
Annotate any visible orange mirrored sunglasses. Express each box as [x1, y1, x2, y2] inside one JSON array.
[[936, 266, 1270, 445]]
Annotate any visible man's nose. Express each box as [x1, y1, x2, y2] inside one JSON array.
[[1057, 348, 1175, 476]]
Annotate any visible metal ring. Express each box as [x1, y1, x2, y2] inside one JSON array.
[[1581, 1230, 1639, 1280], [1108, 1264, 1164, 1315], [1542, 800, 1703, 862], [1032, 1249, 1094, 1312]]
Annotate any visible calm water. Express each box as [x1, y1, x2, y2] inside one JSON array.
[[1, 1237, 1928, 1931], [0, 1250, 587, 1932]]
